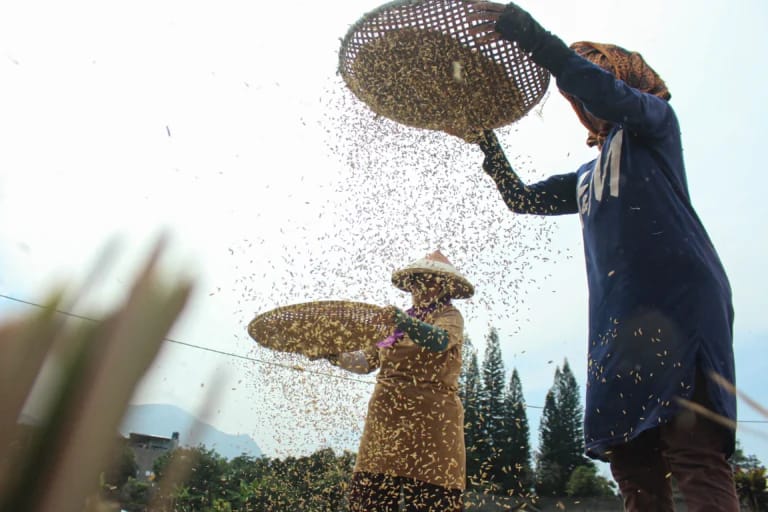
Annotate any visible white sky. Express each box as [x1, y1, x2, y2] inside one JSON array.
[[2, 0, 767, 476]]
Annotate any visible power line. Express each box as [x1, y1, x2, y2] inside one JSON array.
[[1, 292, 767, 424], [0, 292, 375, 386]]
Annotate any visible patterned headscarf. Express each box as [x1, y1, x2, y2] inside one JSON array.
[[563, 41, 671, 147]]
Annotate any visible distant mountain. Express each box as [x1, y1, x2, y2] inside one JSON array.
[[121, 403, 262, 460]]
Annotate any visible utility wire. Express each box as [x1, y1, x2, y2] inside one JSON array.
[[0, 292, 374, 385], [2, 292, 767, 423]]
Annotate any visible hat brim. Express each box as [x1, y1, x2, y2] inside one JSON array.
[[392, 268, 474, 299]]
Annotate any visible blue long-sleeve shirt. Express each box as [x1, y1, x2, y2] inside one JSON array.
[[483, 52, 735, 460]]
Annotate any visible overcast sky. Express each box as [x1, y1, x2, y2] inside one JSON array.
[[2, 0, 767, 472]]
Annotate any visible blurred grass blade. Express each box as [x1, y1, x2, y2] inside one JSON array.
[[0, 239, 194, 512]]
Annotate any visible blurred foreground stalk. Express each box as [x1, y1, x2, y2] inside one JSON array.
[[0, 240, 193, 512]]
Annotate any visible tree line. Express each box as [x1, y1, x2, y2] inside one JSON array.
[[459, 327, 614, 500], [95, 326, 765, 511], [103, 446, 355, 511]]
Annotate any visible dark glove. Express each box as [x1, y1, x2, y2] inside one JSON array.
[[494, 3, 549, 53], [476, 129, 510, 180], [495, 3, 571, 74], [477, 129, 502, 156]]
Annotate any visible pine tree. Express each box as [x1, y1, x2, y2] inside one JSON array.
[[478, 327, 506, 490], [498, 368, 533, 497], [459, 335, 482, 485], [535, 388, 564, 496], [555, 359, 591, 476], [535, 361, 592, 496]]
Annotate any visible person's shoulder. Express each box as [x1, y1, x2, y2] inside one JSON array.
[[663, 99, 681, 126], [576, 159, 596, 175], [437, 304, 464, 320], [432, 306, 464, 338], [631, 95, 680, 140], [640, 91, 678, 126]]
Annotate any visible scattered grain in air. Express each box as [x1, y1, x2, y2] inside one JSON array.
[[452, 61, 464, 83], [228, 8, 569, 498]]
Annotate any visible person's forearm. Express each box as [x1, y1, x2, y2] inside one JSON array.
[[394, 310, 449, 352], [512, 25, 662, 128], [480, 132, 578, 215], [554, 54, 672, 137], [489, 5, 671, 135], [483, 146, 536, 213], [529, 34, 672, 136]]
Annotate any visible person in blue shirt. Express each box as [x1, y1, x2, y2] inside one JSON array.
[[466, 2, 738, 511]]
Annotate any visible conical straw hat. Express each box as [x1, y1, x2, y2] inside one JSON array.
[[392, 250, 474, 299]]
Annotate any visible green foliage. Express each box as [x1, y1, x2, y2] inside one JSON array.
[[101, 437, 140, 503], [138, 447, 355, 511], [119, 477, 152, 512], [477, 327, 506, 489], [734, 466, 768, 512], [107, 438, 139, 483], [152, 446, 229, 511], [246, 472, 300, 511], [731, 440, 764, 472], [535, 390, 563, 496], [731, 443, 768, 512], [498, 368, 533, 496], [553, 360, 590, 474], [3, 233, 764, 512], [459, 336, 483, 486], [459, 333, 591, 501], [565, 465, 616, 498], [212, 499, 233, 512], [0, 240, 193, 512], [535, 360, 592, 496]]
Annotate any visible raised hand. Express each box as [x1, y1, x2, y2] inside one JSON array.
[[467, 1, 549, 52], [466, 2, 507, 45], [443, 125, 487, 144], [476, 129, 502, 154]]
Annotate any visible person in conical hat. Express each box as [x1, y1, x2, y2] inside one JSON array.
[[323, 250, 472, 511], [462, 3, 738, 511], [391, 249, 474, 302]]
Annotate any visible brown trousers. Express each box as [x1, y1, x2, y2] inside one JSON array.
[[608, 375, 739, 511], [348, 471, 463, 512]]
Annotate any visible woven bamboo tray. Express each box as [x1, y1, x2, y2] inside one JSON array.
[[248, 301, 392, 357], [338, 0, 550, 138]]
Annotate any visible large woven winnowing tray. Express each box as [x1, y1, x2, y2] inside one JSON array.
[[248, 301, 392, 357], [338, 0, 550, 137]]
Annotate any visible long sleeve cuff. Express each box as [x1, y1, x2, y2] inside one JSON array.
[[394, 309, 450, 352], [478, 130, 510, 180], [478, 130, 502, 156]]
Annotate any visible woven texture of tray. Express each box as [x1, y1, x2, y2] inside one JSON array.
[[248, 301, 391, 357], [339, 0, 550, 137]]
